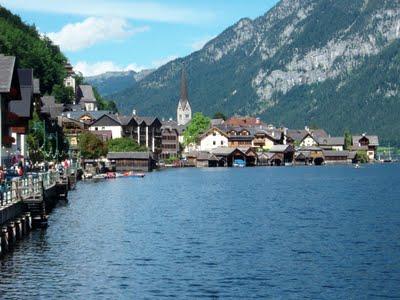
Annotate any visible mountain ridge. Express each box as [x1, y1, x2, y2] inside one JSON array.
[[97, 0, 400, 145]]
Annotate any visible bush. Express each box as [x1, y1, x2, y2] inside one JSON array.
[[356, 150, 369, 163], [107, 138, 146, 152], [79, 132, 107, 159]]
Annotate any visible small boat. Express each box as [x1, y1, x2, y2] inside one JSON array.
[[354, 164, 360, 169], [92, 174, 106, 180], [122, 171, 146, 178], [105, 172, 117, 179]]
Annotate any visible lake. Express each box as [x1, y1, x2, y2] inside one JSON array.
[[1, 165, 400, 299]]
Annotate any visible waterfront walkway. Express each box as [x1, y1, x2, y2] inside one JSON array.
[[0, 163, 79, 256]]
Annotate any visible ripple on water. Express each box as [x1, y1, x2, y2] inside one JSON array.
[[0, 165, 399, 298]]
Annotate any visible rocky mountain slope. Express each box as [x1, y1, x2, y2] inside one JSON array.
[[86, 69, 153, 96], [108, 0, 400, 145]]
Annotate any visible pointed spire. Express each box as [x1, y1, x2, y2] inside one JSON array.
[[180, 66, 188, 107]]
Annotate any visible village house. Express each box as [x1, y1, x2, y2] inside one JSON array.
[[76, 85, 98, 112], [161, 120, 180, 159], [317, 137, 345, 151], [294, 146, 325, 165], [286, 128, 328, 146], [107, 151, 155, 172], [0, 54, 37, 165], [199, 127, 229, 152], [351, 134, 379, 161], [323, 150, 355, 164], [268, 144, 295, 166], [9, 69, 36, 159], [88, 114, 162, 155]]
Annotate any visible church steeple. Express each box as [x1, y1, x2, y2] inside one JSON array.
[[177, 66, 192, 125], [180, 67, 189, 108]]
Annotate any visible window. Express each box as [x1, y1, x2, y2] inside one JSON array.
[[95, 127, 98, 131], [185, 114, 189, 118], [221, 141, 224, 145], [213, 141, 216, 145], [213, 132, 216, 136]]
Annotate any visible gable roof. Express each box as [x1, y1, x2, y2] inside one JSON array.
[[0, 55, 16, 93], [9, 69, 34, 118], [200, 127, 229, 139], [352, 135, 379, 146], [41, 95, 65, 119], [90, 114, 122, 127], [269, 144, 294, 153], [77, 85, 96, 102]]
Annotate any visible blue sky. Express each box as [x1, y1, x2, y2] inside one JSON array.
[[0, 0, 279, 76]]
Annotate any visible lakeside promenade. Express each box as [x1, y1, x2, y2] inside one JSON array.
[[0, 163, 79, 256]]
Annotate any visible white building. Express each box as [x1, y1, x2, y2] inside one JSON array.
[[199, 127, 229, 152], [89, 114, 122, 139], [177, 68, 192, 125]]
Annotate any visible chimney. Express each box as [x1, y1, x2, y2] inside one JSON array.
[[305, 126, 309, 132], [169, 117, 173, 121], [256, 117, 260, 125], [132, 109, 137, 116]]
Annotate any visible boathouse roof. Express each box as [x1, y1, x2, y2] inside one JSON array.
[[107, 152, 152, 160]]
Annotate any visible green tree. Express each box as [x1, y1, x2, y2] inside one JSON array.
[[356, 150, 369, 163], [52, 84, 74, 104], [344, 130, 352, 150], [93, 87, 118, 113], [213, 112, 227, 120], [0, 6, 67, 94], [107, 138, 146, 152], [78, 132, 107, 159], [183, 112, 211, 146]]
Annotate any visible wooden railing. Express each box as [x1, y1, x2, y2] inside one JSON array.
[[0, 165, 77, 208]]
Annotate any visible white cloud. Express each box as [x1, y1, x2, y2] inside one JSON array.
[[75, 54, 178, 77], [190, 36, 215, 51], [75, 61, 147, 77], [47, 17, 149, 52], [0, 0, 214, 24]]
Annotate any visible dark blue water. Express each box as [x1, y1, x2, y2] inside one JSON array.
[[1, 165, 400, 299]]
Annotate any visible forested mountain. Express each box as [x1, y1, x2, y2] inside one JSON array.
[[86, 69, 153, 96], [108, 0, 400, 146], [0, 6, 66, 93]]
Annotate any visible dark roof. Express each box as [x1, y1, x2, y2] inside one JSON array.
[[107, 152, 152, 160], [90, 114, 122, 127], [41, 96, 65, 119], [318, 137, 344, 146], [33, 78, 40, 95], [0, 55, 15, 93], [269, 144, 294, 153], [135, 116, 158, 126], [77, 85, 96, 104], [196, 151, 218, 161], [9, 69, 34, 118], [178, 67, 190, 110], [287, 129, 328, 142], [352, 135, 379, 146]]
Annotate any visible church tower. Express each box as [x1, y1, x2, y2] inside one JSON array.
[[177, 67, 192, 125]]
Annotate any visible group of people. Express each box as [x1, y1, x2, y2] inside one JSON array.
[[0, 158, 73, 184]]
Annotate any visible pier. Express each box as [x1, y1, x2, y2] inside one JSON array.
[[0, 163, 79, 256]]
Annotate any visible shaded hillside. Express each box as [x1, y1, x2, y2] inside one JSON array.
[[0, 6, 67, 93]]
